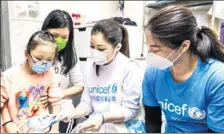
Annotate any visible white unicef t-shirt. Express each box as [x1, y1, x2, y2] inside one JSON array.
[[79, 52, 141, 132], [54, 60, 84, 111]]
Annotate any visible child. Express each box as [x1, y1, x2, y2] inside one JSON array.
[[1, 31, 62, 133]]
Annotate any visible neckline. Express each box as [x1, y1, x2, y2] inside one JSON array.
[[165, 58, 202, 89]]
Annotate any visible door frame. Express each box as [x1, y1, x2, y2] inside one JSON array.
[[1, 1, 12, 72]]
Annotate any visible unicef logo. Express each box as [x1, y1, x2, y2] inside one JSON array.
[[188, 107, 206, 120], [111, 83, 118, 94]]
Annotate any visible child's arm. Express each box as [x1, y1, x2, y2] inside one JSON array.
[[0, 73, 21, 133], [50, 104, 60, 132], [47, 69, 63, 133], [1, 74, 9, 109], [48, 90, 62, 133], [1, 105, 22, 133]]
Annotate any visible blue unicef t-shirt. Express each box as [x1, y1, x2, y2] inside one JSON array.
[[142, 58, 224, 133]]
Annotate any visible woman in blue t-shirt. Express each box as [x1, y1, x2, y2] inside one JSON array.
[[142, 5, 224, 133]]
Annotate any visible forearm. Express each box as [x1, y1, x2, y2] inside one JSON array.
[[101, 112, 125, 124], [208, 128, 217, 133], [144, 105, 162, 133], [72, 104, 91, 118], [2, 105, 11, 122], [1, 105, 16, 133], [51, 104, 60, 130], [63, 86, 83, 98]]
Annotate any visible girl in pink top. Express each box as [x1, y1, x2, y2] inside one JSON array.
[[1, 31, 62, 133]]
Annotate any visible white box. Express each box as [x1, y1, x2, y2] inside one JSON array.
[[74, 24, 94, 58]]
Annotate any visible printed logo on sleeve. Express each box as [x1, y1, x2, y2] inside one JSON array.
[[158, 99, 206, 122]]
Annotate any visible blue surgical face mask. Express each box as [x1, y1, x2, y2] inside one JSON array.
[[32, 63, 52, 74], [28, 52, 53, 74]]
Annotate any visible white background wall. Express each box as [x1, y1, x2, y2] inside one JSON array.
[[6, 1, 223, 66], [123, 1, 145, 58], [7, 1, 119, 66], [70, 1, 119, 22]]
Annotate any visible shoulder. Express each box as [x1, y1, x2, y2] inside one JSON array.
[[204, 59, 224, 97], [205, 59, 224, 82], [1, 65, 23, 86], [208, 59, 224, 72], [117, 53, 141, 75], [1, 65, 21, 77]]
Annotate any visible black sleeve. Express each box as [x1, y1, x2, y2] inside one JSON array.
[[144, 105, 162, 133], [208, 128, 218, 133]]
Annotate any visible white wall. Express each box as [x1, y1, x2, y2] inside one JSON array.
[[8, 1, 74, 66], [70, 1, 119, 22], [123, 1, 147, 58], [142, 2, 215, 57], [7, 1, 119, 66]]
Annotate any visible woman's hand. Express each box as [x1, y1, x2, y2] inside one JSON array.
[[40, 92, 49, 108], [72, 114, 104, 133]]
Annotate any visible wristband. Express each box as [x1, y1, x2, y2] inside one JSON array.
[[2, 120, 13, 126]]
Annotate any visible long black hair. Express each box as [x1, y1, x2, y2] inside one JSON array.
[[41, 9, 77, 75], [91, 19, 130, 76], [145, 5, 224, 62]]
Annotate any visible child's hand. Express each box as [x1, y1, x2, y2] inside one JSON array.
[[40, 92, 49, 108], [5, 122, 22, 133]]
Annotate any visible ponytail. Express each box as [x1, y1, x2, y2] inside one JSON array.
[[120, 25, 130, 58], [194, 26, 224, 62], [145, 5, 224, 63], [91, 19, 131, 76]]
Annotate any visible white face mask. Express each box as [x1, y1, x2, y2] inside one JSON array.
[[90, 44, 122, 66], [146, 49, 183, 70], [90, 48, 108, 65]]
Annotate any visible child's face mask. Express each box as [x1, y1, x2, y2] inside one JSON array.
[[31, 63, 52, 74], [28, 53, 53, 74]]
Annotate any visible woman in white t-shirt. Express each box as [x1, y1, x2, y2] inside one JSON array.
[[59, 19, 142, 133], [41, 10, 84, 133]]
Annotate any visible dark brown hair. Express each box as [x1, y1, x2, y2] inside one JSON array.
[[91, 19, 130, 76], [27, 31, 57, 53], [145, 5, 224, 62]]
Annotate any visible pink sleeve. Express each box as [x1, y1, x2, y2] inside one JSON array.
[[47, 69, 62, 106], [1, 73, 10, 108]]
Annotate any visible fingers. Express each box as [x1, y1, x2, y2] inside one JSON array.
[[40, 96, 48, 102], [54, 113, 70, 123], [71, 123, 83, 133], [41, 101, 48, 108], [78, 122, 95, 131], [40, 92, 48, 102], [40, 94, 48, 108], [85, 127, 99, 132], [42, 103, 48, 109], [54, 114, 65, 122], [71, 123, 85, 133], [40, 92, 48, 97]]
